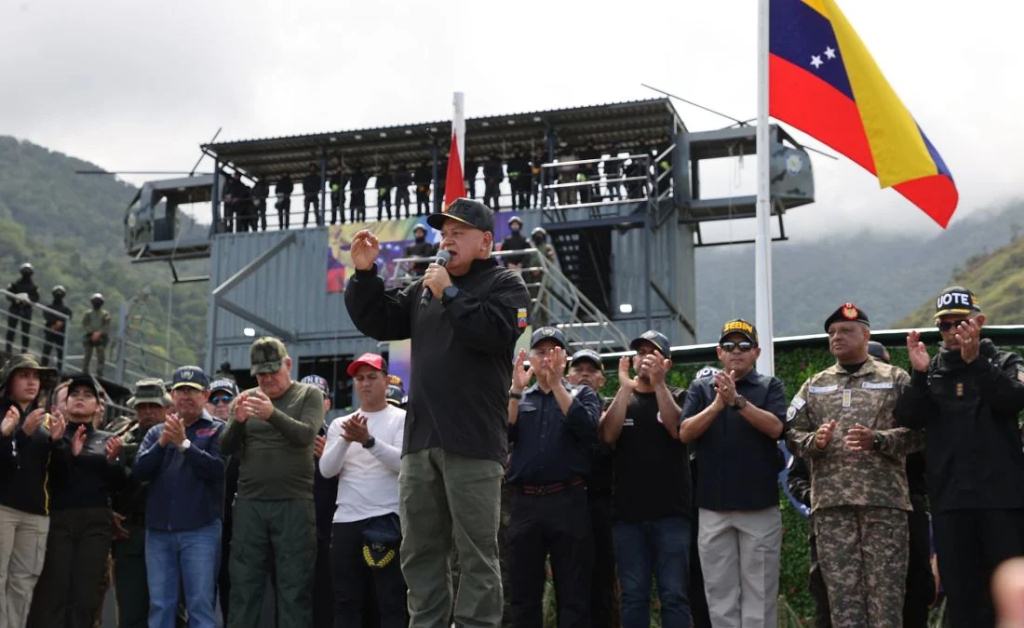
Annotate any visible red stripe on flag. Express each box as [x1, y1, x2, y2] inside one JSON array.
[[769, 53, 874, 173], [443, 133, 467, 210], [894, 176, 958, 228]]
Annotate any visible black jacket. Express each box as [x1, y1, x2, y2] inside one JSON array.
[[0, 399, 61, 515], [896, 339, 1024, 512], [43, 298, 72, 331], [345, 259, 530, 462], [303, 173, 322, 196], [6, 277, 39, 315], [50, 422, 128, 511]]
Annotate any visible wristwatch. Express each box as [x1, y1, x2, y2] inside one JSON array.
[[732, 395, 748, 410], [872, 433, 883, 451], [178, 438, 192, 452], [509, 389, 524, 400], [441, 285, 460, 305], [364, 436, 376, 449]]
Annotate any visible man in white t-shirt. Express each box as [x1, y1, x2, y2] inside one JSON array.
[[318, 353, 407, 628]]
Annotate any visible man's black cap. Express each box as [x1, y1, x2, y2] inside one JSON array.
[[570, 349, 603, 369], [426, 198, 494, 233], [934, 285, 981, 318], [824, 302, 870, 332], [530, 326, 567, 350], [630, 330, 671, 357]]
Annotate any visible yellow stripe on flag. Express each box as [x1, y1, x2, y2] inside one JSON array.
[[821, 0, 938, 189]]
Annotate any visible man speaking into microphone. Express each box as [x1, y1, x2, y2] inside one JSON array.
[[345, 198, 530, 628]]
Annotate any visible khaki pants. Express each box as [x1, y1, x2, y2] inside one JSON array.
[[0, 505, 49, 628], [399, 448, 504, 628], [697, 507, 782, 628]]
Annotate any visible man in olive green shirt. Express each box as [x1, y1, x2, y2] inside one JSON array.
[[220, 337, 324, 628], [82, 292, 111, 376]]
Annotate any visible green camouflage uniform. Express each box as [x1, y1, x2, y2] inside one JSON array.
[[82, 306, 112, 376], [786, 357, 924, 628]]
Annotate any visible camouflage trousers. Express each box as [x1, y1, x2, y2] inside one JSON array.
[[814, 506, 907, 628]]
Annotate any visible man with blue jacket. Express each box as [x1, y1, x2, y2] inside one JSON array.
[[134, 366, 225, 628]]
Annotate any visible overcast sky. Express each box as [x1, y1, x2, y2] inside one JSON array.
[[2, 0, 1020, 237]]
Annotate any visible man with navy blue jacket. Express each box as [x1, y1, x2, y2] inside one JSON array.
[[680, 319, 787, 628], [134, 366, 225, 628]]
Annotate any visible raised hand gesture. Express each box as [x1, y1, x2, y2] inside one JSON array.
[[906, 331, 930, 373], [350, 230, 381, 271], [70, 425, 88, 457], [618, 356, 638, 391], [511, 350, 533, 393], [21, 408, 47, 437], [815, 420, 838, 450], [106, 436, 123, 462], [641, 350, 672, 387], [955, 318, 982, 364], [1, 406, 18, 438], [49, 411, 67, 441], [714, 370, 738, 406]]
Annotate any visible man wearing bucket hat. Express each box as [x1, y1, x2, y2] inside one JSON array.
[[786, 303, 922, 628], [220, 337, 324, 628], [131, 366, 224, 628], [506, 327, 601, 626], [897, 286, 1024, 626], [0, 354, 62, 626], [110, 377, 172, 628], [346, 198, 530, 628], [320, 353, 407, 627]]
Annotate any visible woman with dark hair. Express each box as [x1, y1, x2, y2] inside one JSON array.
[[0, 354, 65, 627]]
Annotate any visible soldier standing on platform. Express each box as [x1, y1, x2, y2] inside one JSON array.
[[786, 303, 923, 628], [5, 263, 39, 355], [41, 285, 72, 371], [82, 293, 111, 377]]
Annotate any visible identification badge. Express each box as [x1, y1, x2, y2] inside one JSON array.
[[842, 389, 852, 408], [809, 384, 839, 394]]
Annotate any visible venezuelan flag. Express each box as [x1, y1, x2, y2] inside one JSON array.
[[770, 0, 958, 227]]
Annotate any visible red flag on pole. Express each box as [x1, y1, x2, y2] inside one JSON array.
[[443, 92, 467, 210]]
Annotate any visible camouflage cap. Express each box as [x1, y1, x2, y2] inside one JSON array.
[[129, 377, 171, 408], [250, 337, 288, 375], [0, 354, 56, 393]]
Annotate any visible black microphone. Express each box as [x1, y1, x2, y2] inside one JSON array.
[[420, 249, 452, 307]]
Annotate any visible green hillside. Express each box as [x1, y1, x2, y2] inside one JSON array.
[[898, 234, 1024, 327], [0, 136, 208, 373]]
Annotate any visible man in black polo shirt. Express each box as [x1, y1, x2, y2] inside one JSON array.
[[680, 319, 786, 628], [600, 330, 692, 628], [506, 327, 602, 627]]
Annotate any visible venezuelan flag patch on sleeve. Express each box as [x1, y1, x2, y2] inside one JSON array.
[[516, 308, 529, 329]]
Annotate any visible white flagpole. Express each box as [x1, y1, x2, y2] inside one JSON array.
[[755, 0, 775, 376], [452, 92, 466, 172]]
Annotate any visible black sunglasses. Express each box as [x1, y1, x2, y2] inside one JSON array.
[[937, 320, 967, 332], [210, 395, 234, 406], [720, 341, 754, 353]]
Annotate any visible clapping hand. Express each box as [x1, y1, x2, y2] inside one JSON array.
[[844, 423, 875, 452], [955, 318, 982, 363], [618, 356, 638, 391], [638, 350, 672, 386], [906, 331, 930, 373], [70, 425, 88, 457], [240, 391, 273, 422], [815, 420, 838, 450], [21, 408, 47, 436], [1, 406, 18, 437], [105, 436, 123, 462], [714, 370, 738, 407], [511, 350, 533, 394], [341, 414, 370, 445], [49, 411, 67, 442]]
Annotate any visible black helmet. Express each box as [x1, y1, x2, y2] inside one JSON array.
[[52, 285, 66, 297], [19, 262, 33, 276]]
